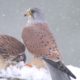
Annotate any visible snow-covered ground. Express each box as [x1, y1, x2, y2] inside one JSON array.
[[0, 61, 79, 80], [67, 65, 80, 80]]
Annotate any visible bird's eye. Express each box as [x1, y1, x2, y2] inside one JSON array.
[[31, 10, 35, 14]]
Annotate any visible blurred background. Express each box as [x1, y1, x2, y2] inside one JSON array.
[[0, 0, 80, 67]]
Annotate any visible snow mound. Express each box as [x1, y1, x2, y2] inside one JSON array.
[[67, 65, 80, 80], [0, 62, 79, 80]]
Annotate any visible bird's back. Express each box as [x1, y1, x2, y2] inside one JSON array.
[[0, 35, 25, 58]]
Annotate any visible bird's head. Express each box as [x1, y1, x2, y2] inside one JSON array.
[[24, 8, 46, 24], [24, 8, 41, 17]]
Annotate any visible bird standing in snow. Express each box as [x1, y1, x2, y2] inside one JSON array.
[[22, 8, 76, 80], [0, 35, 26, 69]]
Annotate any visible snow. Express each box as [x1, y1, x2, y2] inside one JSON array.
[[67, 65, 80, 80], [0, 61, 79, 80]]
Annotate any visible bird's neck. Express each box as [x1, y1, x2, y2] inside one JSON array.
[[27, 16, 47, 25]]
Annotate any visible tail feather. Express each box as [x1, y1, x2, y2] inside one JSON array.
[[43, 58, 76, 79]]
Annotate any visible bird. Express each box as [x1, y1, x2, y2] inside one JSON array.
[[22, 8, 76, 80], [0, 34, 26, 69]]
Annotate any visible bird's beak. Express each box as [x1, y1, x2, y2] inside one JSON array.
[[24, 8, 32, 17]]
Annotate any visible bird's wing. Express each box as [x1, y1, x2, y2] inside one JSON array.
[[0, 35, 26, 63], [0, 35, 25, 56], [43, 58, 76, 79], [0, 47, 6, 53], [22, 23, 61, 61]]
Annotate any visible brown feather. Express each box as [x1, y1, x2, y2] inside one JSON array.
[[0, 34, 25, 69], [22, 23, 61, 61]]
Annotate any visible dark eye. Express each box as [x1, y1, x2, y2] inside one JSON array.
[[31, 8, 40, 14], [31, 10, 35, 14]]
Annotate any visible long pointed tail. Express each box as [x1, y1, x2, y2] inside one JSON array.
[[43, 58, 76, 79]]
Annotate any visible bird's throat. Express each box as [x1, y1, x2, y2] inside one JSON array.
[[27, 16, 46, 25]]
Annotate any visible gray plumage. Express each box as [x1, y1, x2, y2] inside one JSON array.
[[43, 58, 76, 79]]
